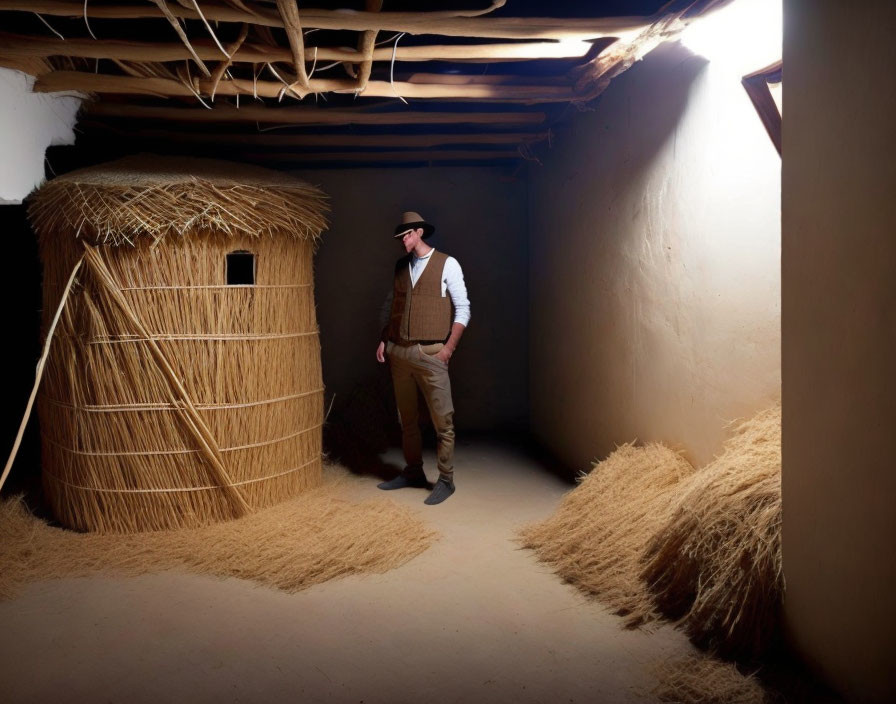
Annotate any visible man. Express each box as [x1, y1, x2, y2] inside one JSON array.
[[375, 211, 470, 505]]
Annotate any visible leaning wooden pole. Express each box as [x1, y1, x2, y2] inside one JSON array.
[[81, 243, 251, 519]]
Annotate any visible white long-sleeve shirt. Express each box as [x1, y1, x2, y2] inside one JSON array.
[[381, 248, 471, 327]]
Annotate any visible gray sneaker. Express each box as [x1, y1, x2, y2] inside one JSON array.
[[377, 469, 428, 490], [424, 477, 455, 505]]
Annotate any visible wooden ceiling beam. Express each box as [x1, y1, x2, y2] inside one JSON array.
[[570, 2, 694, 103], [0, 33, 297, 63], [404, 73, 568, 87], [240, 149, 521, 163], [76, 127, 549, 148], [29, 69, 578, 102], [0, 1, 650, 40], [0, 33, 601, 64], [0, 33, 599, 64], [0, 55, 51, 76], [84, 103, 548, 126], [355, 0, 384, 92], [274, 0, 310, 93]]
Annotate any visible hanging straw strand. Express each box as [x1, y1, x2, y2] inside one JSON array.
[[0, 253, 85, 493]]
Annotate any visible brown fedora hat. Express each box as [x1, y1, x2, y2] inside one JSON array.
[[393, 211, 435, 239]]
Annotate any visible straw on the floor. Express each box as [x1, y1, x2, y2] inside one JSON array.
[[519, 404, 783, 661], [518, 442, 696, 626], [641, 405, 783, 659], [0, 464, 436, 601], [652, 653, 766, 704]]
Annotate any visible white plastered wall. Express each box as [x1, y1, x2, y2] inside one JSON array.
[[0, 69, 81, 205], [529, 38, 782, 470]]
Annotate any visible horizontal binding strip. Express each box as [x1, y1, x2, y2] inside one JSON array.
[[43, 422, 323, 457], [43, 457, 320, 494], [43, 283, 314, 291], [119, 284, 313, 291], [83, 330, 319, 344], [43, 387, 325, 412]]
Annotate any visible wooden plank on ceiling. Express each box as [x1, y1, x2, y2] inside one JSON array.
[[241, 149, 522, 163], [29, 70, 578, 102], [84, 103, 547, 126], [76, 128, 549, 149], [0, 1, 650, 39], [0, 33, 597, 64]]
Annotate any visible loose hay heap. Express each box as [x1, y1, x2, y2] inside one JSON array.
[[652, 654, 766, 704], [26, 155, 330, 533], [0, 464, 436, 602], [520, 404, 782, 661], [643, 405, 783, 659], [519, 443, 696, 626]]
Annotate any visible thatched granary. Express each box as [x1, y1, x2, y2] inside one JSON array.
[[28, 155, 329, 533]]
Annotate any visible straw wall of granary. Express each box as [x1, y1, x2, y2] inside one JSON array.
[[36, 230, 323, 533]]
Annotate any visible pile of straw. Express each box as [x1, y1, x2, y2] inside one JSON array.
[[0, 464, 435, 601], [652, 654, 766, 704], [519, 442, 696, 625], [642, 405, 783, 659], [28, 154, 329, 245], [519, 404, 782, 660]]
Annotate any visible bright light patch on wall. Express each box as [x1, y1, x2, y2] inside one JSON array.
[[681, 0, 782, 74]]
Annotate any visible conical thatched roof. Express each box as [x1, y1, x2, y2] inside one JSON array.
[[29, 155, 329, 246]]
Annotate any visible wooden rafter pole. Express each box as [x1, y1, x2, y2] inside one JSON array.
[[405, 72, 568, 86], [77, 127, 550, 148], [354, 0, 383, 92], [0, 55, 50, 75], [275, 0, 310, 95], [149, 0, 211, 76], [0, 1, 652, 39], [29, 69, 578, 102], [84, 102, 547, 126], [208, 22, 249, 99], [240, 149, 521, 163], [0, 33, 597, 63], [569, 0, 697, 103]]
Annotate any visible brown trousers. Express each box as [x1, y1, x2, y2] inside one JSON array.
[[386, 341, 455, 480]]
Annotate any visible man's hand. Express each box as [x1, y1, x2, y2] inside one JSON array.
[[436, 323, 465, 366], [376, 341, 386, 363]]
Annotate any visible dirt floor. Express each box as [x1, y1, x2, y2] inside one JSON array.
[[0, 441, 704, 704]]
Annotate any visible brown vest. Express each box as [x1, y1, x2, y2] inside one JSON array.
[[388, 250, 453, 343]]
